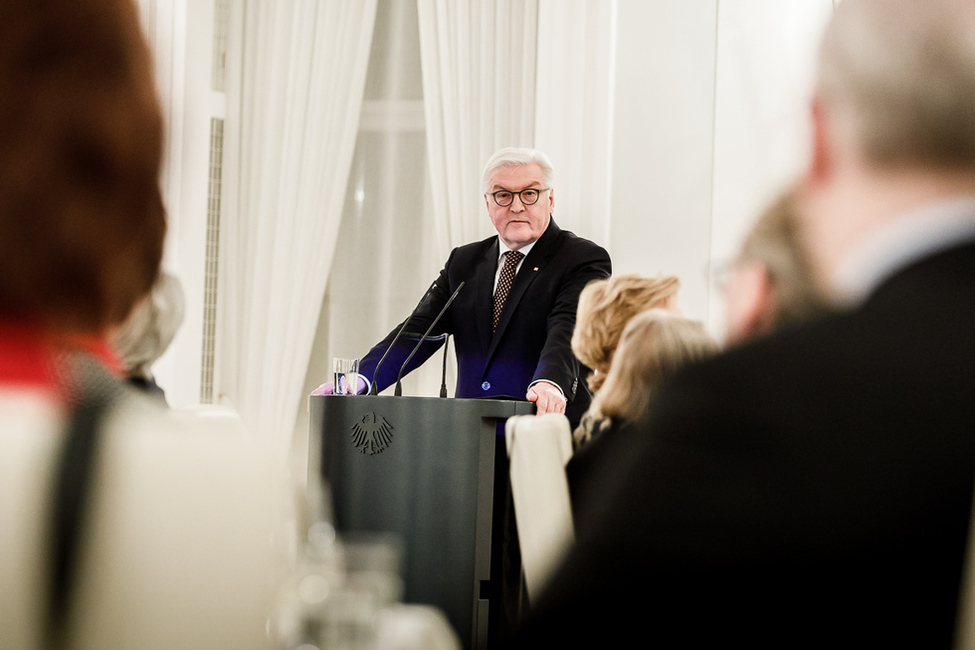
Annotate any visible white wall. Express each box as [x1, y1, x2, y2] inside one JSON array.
[[708, 0, 833, 334], [607, 0, 832, 336], [609, 0, 719, 323]]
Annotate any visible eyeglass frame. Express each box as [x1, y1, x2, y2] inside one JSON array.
[[487, 187, 551, 207]]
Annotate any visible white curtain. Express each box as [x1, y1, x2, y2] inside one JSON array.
[[293, 0, 444, 478], [217, 0, 378, 449], [534, 0, 617, 246], [417, 0, 538, 251]]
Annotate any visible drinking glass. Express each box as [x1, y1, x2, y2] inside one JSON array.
[[333, 358, 360, 395]]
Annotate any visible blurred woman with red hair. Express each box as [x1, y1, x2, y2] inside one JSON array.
[[0, 2, 282, 648]]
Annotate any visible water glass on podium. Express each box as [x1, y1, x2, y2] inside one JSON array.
[[333, 358, 360, 395]]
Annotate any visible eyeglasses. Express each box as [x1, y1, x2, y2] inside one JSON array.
[[488, 187, 550, 207]]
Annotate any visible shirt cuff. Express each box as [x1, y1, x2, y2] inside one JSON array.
[[528, 379, 566, 399]]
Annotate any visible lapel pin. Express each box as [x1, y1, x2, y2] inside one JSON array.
[[533, 267, 539, 272]]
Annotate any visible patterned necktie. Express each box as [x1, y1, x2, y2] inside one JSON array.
[[493, 250, 524, 331]]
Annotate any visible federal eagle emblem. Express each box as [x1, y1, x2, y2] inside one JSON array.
[[350, 412, 394, 455]]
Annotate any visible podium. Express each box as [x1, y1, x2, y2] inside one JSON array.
[[309, 395, 534, 650]]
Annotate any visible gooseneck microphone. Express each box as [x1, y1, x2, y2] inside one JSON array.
[[395, 282, 465, 397], [370, 281, 437, 395]]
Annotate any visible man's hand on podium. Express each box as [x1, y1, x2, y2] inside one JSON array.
[[527, 381, 567, 415]]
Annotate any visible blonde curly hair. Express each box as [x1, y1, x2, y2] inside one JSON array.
[[571, 274, 680, 392], [575, 309, 717, 446]]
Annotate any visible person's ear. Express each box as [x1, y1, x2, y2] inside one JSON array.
[[548, 187, 555, 215], [724, 262, 777, 345], [808, 96, 834, 187]]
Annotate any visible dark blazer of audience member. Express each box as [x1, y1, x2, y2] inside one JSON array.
[[566, 309, 716, 523], [722, 188, 830, 345], [512, 1, 975, 647]]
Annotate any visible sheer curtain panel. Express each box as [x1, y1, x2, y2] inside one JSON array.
[[534, 0, 616, 246], [417, 0, 538, 251], [217, 0, 378, 448]]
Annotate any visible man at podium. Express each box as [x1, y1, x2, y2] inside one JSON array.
[[320, 147, 611, 424]]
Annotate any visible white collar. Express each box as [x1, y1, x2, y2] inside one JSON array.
[[497, 238, 537, 261], [832, 195, 975, 306]]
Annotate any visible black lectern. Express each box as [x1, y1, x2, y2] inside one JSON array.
[[309, 395, 533, 650]]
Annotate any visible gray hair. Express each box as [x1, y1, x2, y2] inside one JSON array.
[[816, 0, 975, 169], [481, 147, 555, 194], [112, 272, 185, 378], [737, 187, 829, 329]]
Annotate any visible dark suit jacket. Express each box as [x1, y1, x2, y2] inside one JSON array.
[[359, 219, 611, 414], [513, 239, 975, 648]]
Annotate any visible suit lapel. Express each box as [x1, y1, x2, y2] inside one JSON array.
[[486, 220, 563, 363]]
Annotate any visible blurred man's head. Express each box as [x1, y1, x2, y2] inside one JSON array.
[[0, 0, 165, 334], [800, 0, 975, 293], [724, 188, 829, 345]]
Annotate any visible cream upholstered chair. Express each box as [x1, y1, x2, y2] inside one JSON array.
[[505, 413, 575, 602], [0, 393, 284, 650]]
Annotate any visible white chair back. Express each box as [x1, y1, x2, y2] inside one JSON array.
[[505, 413, 575, 602]]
